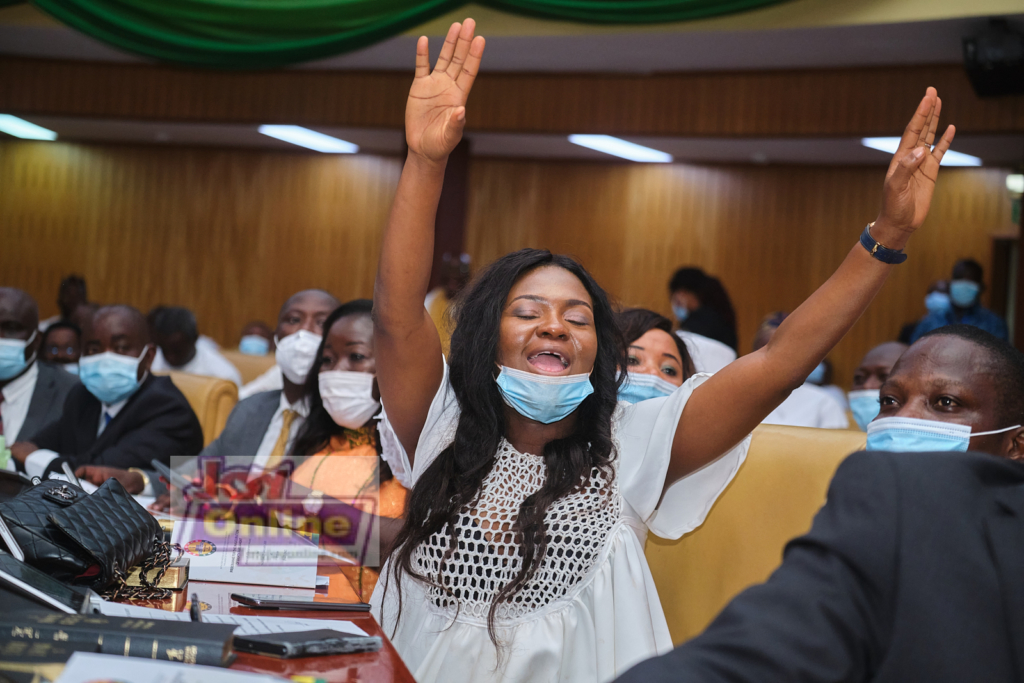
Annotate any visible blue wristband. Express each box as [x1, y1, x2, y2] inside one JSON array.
[[860, 224, 907, 264]]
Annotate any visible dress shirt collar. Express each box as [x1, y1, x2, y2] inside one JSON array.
[[278, 390, 310, 418], [1, 361, 38, 404]]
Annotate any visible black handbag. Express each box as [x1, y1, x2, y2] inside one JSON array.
[[0, 477, 175, 598]]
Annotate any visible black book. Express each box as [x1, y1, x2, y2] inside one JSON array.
[[0, 612, 236, 667]]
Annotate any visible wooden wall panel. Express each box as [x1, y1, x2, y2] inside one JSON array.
[[466, 161, 1018, 386], [0, 141, 402, 345], [0, 139, 1015, 388], [3, 57, 1023, 136]]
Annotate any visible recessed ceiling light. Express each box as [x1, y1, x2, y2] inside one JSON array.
[[568, 135, 672, 163], [258, 125, 358, 153], [0, 115, 57, 141], [860, 137, 981, 167]]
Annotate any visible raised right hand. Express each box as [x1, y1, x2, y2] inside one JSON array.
[[406, 19, 485, 163]]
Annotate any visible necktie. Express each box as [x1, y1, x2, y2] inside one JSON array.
[[263, 409, 297, 472]]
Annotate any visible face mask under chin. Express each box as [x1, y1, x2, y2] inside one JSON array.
[[494, 365, 594, 424]]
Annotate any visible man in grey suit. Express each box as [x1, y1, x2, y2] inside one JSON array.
[[1, 288, 78, 446]]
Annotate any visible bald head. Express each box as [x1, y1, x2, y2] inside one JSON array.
[[0, 287, 39, 332], [852, 341, 907, 391], [83, 305, 155, 379], [276, 289, 340, 339]]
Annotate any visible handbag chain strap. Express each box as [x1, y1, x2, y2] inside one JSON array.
[[100, 537, 183, 602]]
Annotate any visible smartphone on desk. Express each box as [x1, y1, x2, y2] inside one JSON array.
[[231, 593, 372, 612]]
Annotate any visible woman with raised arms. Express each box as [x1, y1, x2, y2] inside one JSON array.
[[370, 18, 955, 683]]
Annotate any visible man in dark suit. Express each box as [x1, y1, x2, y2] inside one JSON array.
[[10, 304, 203, 478], [0, 288, 78, 445], [617, 324, 1024, 683], [76, 289, 339, 497]]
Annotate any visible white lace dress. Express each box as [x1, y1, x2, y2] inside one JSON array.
[[372, 365, 750, 683]]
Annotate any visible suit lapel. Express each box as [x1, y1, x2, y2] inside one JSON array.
[[242, 391, 283, 454], [20, 365, 54, 441], [986, 483, 1024, 682], [88, 376, 157, 456]]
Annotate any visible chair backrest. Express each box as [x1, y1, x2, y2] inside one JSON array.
[[163, 371, 238, 446], [221, 349, 277, 385], [645, 424, 866, 645]]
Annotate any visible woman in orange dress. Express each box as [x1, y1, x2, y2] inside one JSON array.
[[288, 299, 407, 601]]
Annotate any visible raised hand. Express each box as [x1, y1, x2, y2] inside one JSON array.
[[874, 87, 956, 249], [406, 20, 486, 163]]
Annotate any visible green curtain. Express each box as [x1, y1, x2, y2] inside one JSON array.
[[17, 0, 791, 69]]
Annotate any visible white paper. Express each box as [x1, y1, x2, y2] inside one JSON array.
[[55, 652, 279, 683], [96, 600, 367, 637], [170, 521, 318, 588]]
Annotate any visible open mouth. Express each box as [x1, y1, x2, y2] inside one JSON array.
[[527, 351, 570, 373]]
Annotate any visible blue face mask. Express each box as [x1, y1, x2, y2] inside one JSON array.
[[79, 346, 149, 404], [847, 389, 880, 431], [619, 371, 678, 404], [949, 280, 981, 308], [672, 304, 690, 323], [806, 362, 827, 386], [239, 335, 270, 356], [62, 362, 79, 375], [495, 365, 594, 424], [0, 331, 36, 381], [866, 416, 1019, 452], [924, 291, 951, 314]]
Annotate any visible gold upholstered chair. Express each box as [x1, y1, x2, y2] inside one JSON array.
[[645, 423, 867, 645], [162, 371, 238, 446], [220, 349, 277, 386]]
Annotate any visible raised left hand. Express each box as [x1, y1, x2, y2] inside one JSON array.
[[873, 87, 956, 249]]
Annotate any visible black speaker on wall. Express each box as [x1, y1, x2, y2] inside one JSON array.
[[963, 19, 1024, 97]]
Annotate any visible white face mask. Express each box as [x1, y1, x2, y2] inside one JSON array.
[[275, 330, 322, 384], [319, 370, 380, 430]]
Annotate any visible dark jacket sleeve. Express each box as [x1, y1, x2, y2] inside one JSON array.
[[84, 402, 203, 470], [617, 451, 900, 683]]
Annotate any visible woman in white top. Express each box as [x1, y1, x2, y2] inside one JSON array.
[[371, 18, 955, 683]]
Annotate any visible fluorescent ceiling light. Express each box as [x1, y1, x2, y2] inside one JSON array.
[[860, 137, 981, 167], [258, 125, 358, 153], [1007, 174, 1024, 194], [0, 115, 57, 141], [568, 135, 672, 163]]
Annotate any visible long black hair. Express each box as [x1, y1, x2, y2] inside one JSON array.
[[289, 299, 391, 480], [616, 307, 695, 381], [385, 248, 626, 645]]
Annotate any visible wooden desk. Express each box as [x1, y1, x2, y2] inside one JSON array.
[[192, 564, 414, 683]]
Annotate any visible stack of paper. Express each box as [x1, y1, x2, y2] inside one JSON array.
[[96, 600, 368, 637]]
